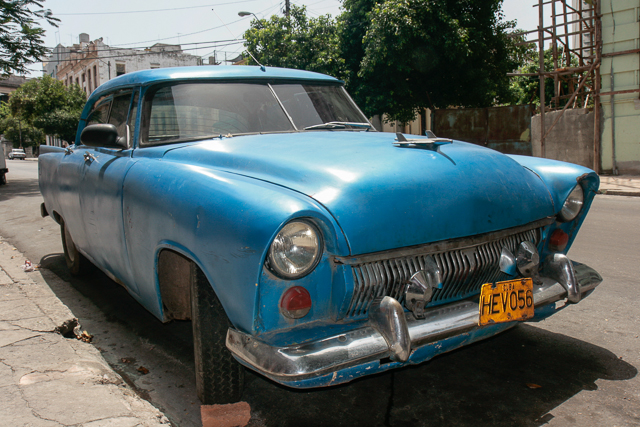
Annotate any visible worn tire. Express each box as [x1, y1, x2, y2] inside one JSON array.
[[191, 264, 244, 404], [60, 219, 93, 276]]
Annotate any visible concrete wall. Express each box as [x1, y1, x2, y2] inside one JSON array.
[[600, 0, 640, 174], [531, 108, 595, 169]]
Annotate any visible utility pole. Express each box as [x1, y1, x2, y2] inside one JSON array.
[[285, 0, 290, 16]]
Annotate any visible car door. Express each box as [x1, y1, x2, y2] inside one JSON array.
[[78, 89, 141, 292]]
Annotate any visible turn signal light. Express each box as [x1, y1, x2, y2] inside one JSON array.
[[549, 229, 569, 251], [280, 286, 312, 319]]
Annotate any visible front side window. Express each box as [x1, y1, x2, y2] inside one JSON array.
[[84, 90, 134, 147], [108, 92, 133, 139], [87, 97, 111, 125]]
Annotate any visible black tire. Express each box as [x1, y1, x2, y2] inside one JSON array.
[[60, 219, 93, 276], [190, 264, 244, 404], [0, 173, 6, 185]]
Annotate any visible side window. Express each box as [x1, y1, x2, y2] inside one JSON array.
[[108, 92, 133, 138], [87, 97, 111, 125], [128, 91, 139, 143]]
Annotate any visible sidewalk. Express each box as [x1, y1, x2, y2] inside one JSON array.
[[598, 175, 640, 197], [0, 238, 170, 426]]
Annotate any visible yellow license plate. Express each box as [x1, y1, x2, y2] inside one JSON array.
[[479, 278, 534, 326]]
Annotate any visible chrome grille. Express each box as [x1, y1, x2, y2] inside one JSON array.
[[344, 226, 541, 318]]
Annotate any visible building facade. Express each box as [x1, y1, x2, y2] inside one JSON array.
[[45, 33, 201, 97], [0, 75, 28, 104]]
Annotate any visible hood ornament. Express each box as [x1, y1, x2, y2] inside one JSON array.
[[394, 132, 456, 165]]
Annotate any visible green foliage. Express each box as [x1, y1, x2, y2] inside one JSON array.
[[509, 46, 580, 108], [243, 5, 344, 78], [1, 75, 86, 146], [0, 102, 44, 146], [340, 0, 527, 123], [0, 0, 59, 76]]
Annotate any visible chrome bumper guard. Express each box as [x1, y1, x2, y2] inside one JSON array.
[[226, 260, 602, 382]]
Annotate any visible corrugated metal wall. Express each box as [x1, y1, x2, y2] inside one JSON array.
[[431, 105, 534, 156]]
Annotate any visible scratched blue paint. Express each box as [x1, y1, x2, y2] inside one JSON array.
[[38, 66, 600, 388]]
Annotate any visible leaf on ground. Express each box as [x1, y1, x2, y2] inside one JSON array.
[[526, 383, 542, 389], [137, 366, 150, 375], [77, 331, 93, 343]]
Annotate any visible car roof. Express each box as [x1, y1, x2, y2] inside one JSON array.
[[92, 65, 341, 97]]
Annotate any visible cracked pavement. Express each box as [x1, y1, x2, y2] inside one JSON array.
[[0, 239, 170, 427]]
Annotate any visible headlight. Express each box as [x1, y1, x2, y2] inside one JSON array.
[[267, 221, 322, 279], [558, 185, 584, 222]]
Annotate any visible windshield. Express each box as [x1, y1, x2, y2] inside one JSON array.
[[142, 82, 370, 145]]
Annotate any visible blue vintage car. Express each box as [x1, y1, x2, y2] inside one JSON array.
[[39, 66, 602, 404]]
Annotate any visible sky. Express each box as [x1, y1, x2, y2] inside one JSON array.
[[26, 0, 548, 77]]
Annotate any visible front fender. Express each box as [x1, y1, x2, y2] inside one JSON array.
[[508, 155, 599, 254], [122, 159, 349, 334], [508, 155, 599, 211]]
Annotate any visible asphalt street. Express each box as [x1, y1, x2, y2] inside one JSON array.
[[1, 159, 638, 427]]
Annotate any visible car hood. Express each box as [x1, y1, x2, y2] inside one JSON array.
[[163, 132, 555, 255]]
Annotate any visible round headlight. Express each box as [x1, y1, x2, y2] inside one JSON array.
[[558, 185, 584, 222], [267, 221, 322, 279]]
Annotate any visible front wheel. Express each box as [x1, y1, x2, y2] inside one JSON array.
[[60, 219, 93, 275], [190, 264, 244, 404]]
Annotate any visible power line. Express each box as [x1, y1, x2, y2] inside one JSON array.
[[102, 17, 248, 47], [56, 1, 259, 16], [53, 1, 281, 51], [46, 38, 242, 54]]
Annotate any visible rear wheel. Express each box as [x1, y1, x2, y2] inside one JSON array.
[[0, 173, 6, 185], [190, 264, 244, 404], [60, 219, 93, 276]]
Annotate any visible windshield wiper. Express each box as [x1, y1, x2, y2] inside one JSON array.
[[303, 121, 373, 130]]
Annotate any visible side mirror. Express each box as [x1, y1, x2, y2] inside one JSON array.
[[80, 124, 127, 149]]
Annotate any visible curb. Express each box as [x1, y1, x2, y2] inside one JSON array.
[[0, 239, 171, 426], [599, 190, 640, 197]]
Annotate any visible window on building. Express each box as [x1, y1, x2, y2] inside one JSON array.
[[87, 71, 92, 92], [93, 65, 98, 89], [116, 63, 126, 76], [82, 73, 86, 83], [76, 77, 79, 86]]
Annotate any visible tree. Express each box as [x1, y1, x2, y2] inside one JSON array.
[[339, 0, 526, 123], [1, 0, 59, 76], [509, 46, 581, 109], [0, 102, 44, 146], [0, 75, 86, 146], [243, 5, 344, 78]]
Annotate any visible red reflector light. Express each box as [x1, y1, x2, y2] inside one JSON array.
[[550, 229, 569, 251], [280, 286, 312, 319]]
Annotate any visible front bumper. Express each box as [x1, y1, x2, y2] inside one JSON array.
[[226, 260, 602, 388]]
